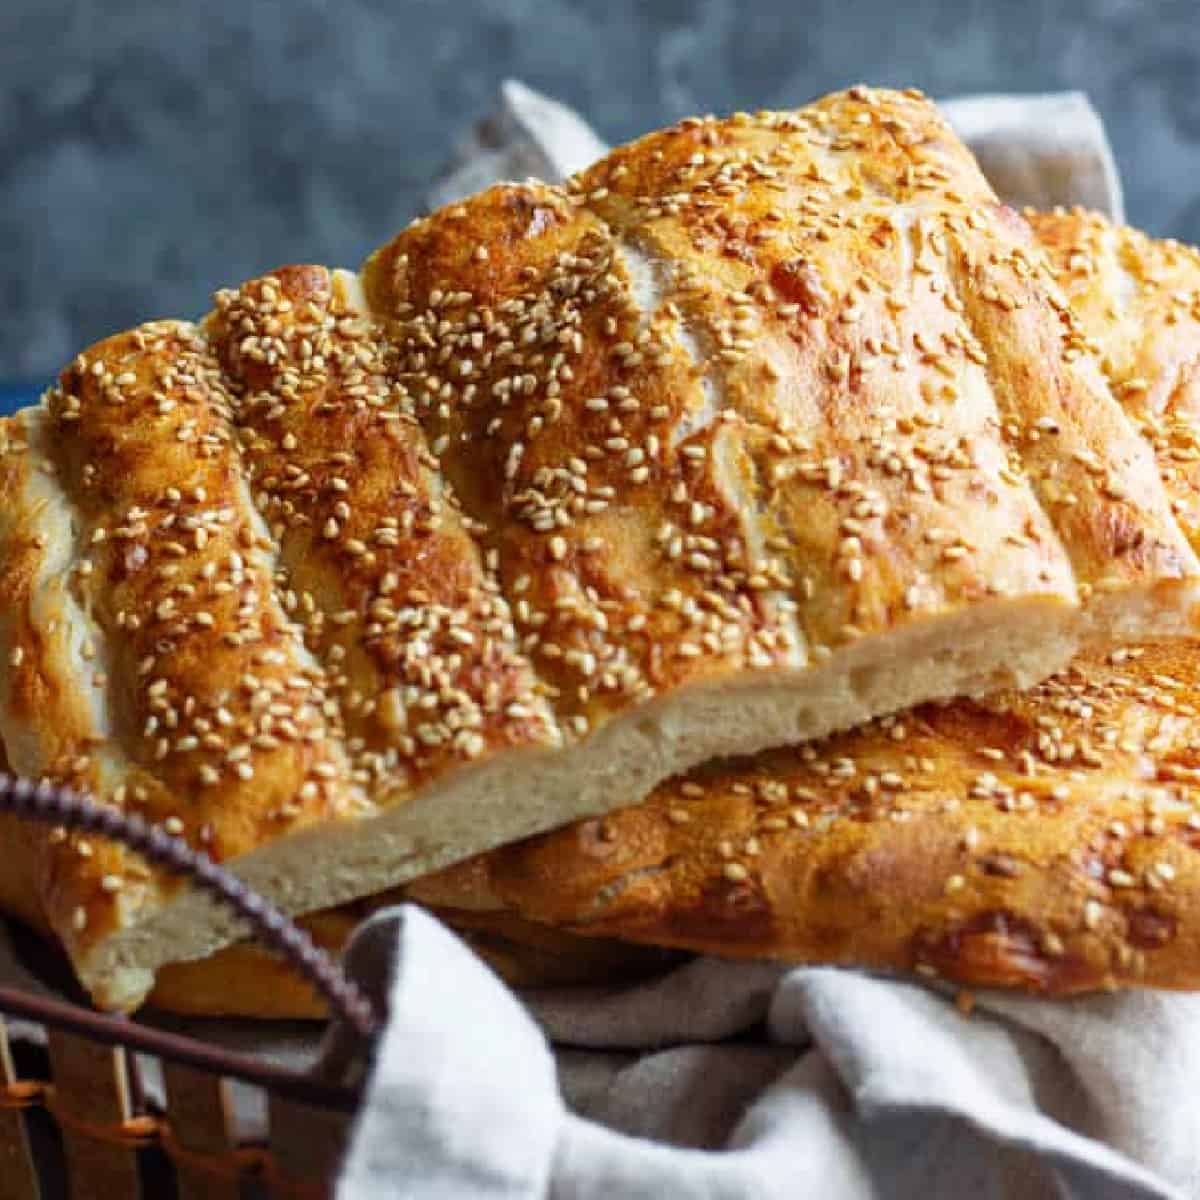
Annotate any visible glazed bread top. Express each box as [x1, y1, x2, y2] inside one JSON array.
[[1, 91, 1197, 1009]]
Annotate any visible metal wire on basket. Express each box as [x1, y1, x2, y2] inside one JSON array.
[[0, 773, 379, 1039]]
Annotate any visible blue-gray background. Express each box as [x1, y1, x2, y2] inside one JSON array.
[[2, 0, 1199, 385]]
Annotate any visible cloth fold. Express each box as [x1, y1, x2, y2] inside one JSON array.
[[941, 92, 1124, 222], [330, 906, 1193, 1199]]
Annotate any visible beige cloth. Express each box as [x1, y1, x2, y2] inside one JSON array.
[[330, 906, 1192, 1199], [942, 91, 1123, 220]]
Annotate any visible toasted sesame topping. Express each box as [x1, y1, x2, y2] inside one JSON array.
[[16, 100, 1200, 1002]]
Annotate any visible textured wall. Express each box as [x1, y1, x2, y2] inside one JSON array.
[[2, 0, 1199, 376]]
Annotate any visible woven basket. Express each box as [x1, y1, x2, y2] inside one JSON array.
[[0, 775, 374, 1199]]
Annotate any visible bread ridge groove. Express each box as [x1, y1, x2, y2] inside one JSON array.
[[204, 265, 564, 806], [206, 273, 423, 800], [602, 223, 810, 666], [0, 409, 158, 970], [939, 221, 1196, 611], [572, 92, 1089, 658], [209, 350, 366, 817], [32, 321, 372, 1005], [0, 408, 117, 762], [361, 187, 802, 745], [1028, 207, 1200, 559]]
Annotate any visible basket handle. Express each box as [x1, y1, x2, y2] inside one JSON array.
[[0, 773, 379, 1038]]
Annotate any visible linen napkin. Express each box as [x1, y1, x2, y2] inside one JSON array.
[[329, 906, 1196, 1199]]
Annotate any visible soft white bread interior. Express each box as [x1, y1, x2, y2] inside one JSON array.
[[1, 91, 1199, 1010]]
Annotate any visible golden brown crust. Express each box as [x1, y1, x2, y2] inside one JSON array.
[[205, 266, 560, 797], [411, 639, 1200, 994], [3, 93, 1200, 1011], [6, 327, 366, 985], [363, 183, 801, 732], [570, 90, 1194, 625], [1027, 207, 1200, 551]]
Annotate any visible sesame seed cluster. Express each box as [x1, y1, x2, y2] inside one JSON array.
[[2, 88, 1200, 999], [564, 88, 1193, 632], [207, 266, 560, 786], [361, 86, 1194, 684], [1029, 207, 1200, 551], [363, 186, 798, 731], [20, 321, 366, 945]]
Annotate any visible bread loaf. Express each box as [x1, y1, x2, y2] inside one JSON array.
[[1, 92, 1198, 1010], [408, 638, 1200, 994], [71, 207, 1200, 1017], [399, 211, 1200, 995]]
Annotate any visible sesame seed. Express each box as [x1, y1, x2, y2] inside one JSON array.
[[1041, 931, 1065, 957]]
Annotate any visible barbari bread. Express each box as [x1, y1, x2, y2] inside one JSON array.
[[2, 90, 1199, 1011], [69, 206, 1200, 1020], [404, 211, 1200, 995], [406, 637, 1200, 995]]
